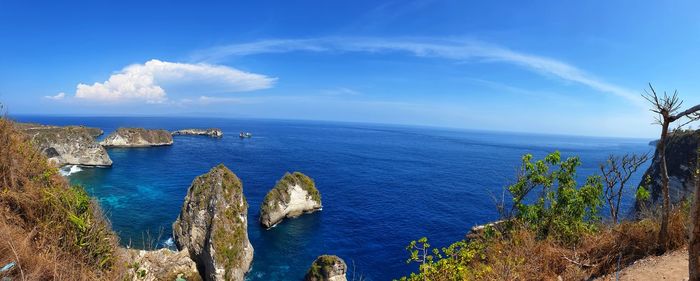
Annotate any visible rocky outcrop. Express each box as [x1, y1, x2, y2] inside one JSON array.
[[637, 129, 699, 207], [260, 172, 322, 228], [172, 165, 253, 281], [304, 255, 348, 281], [123, 248, 201, 281], [172, 128, 223, 138], [16, 123, 112, 166], [465, 220, 508, 240], [100, 128, 173, 147]]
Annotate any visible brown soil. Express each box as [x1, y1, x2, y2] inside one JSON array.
[[595, 248, 688, 281]]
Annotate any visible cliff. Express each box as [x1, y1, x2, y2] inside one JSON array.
[[172, 164, 254, 281], [260, 172, 322, 228], [304, 255, 348, 281], [172, 128, 223, 138], [638, 129, 699, 207], [16, 122, 112, 166], [100, 128, 173, 147]]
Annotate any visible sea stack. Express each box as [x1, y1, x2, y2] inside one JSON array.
[[16, 123, 112, 166], [304, 255, 348, 281], [100, 128, 173, 147], [260, 172, 322, 228], [172, 164, 253, 281], [172, 128, 223, 138]]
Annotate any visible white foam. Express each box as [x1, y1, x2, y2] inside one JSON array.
[[59, 165, 83, 176], [163, 237, 175, 248]]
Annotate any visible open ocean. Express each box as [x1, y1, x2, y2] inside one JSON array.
[[14, 116, 652, 280]]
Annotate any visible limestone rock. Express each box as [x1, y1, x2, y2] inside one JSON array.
[[637, 129, 699, 209], [16, 123, 112, 166], [123, 248, 201, 281], [304, 255, 348, 281], [101, 128, 173, 147], [172, 128, 223, 138], [173, 164, 253, 281], [260, 172, 322, 228]]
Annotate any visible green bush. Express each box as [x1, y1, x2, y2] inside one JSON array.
[[508, 151, 603, 244], [399, 151, 607, 280]]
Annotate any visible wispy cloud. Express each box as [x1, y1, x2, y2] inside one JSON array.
[[196, 95, 244, 104], [192, 37, 643, 105], [67, 59, 275, 103], [44, 92, 66, 100], [321, 87, 362, 96]]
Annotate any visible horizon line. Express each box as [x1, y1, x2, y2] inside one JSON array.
[[8, 113, 655, 141]]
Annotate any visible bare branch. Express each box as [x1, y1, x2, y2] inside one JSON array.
[[600, 153, 649, 224]]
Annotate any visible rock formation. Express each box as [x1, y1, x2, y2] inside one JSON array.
[[172, 128, 223, 138], [16, 123, 112, 166], [304, 255, 348, 281], [100, 128, 173, 147], [123, 248, 201, 281], [465, 220, 507, 240], [260, 172, 322, 228], [172, 164, 253, 281], [637, 129, 699, 207]]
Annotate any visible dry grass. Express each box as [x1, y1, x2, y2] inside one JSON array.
[[0, 117, 125, 280], [475, 208, 689, 280]]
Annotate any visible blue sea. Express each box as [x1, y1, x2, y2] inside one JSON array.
[[14, 116, 652, 280]]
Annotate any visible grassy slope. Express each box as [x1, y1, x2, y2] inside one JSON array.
[[0, 117, 124, 280]]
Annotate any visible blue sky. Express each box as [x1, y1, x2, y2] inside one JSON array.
[[1, 1, 699, 137]]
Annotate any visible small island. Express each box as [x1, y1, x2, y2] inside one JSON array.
[[100, 128, 173, 147], [172, 128, 223, 138], [305, 255, 348, 281], [260, 172, 322, 228]]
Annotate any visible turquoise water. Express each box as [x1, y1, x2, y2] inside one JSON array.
[[15, 116, 652, 280]]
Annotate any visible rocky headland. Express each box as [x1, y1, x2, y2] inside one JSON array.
[[172, 164, 254, 281], [16, 122, 112, 166], [172, 128, 223, 138], [100, 128, 173, 147], [304, 255, 348, 281], [260, 172, 322, 228], [637, 129, 699, 207], [123, 248, 201, 281]]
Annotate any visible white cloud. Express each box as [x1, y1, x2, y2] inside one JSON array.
[[70, 59, 275, 103], [192, 38, 643, 106], [44, 92, 66, 100]]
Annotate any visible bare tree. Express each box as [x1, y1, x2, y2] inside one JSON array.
[[599, 153, 649, 224], [642, 83, 700, 253], [691, 149, 700, 280]]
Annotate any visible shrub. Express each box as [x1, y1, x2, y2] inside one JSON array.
[[507, 151, 603, 244]]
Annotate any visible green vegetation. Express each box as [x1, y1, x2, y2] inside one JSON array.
[[398, 151, 689, 281], [306, 255, 344, 280], [0, 116, 121, 280], [213, 224, 246, 280], [508, 151, 603, 244]]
